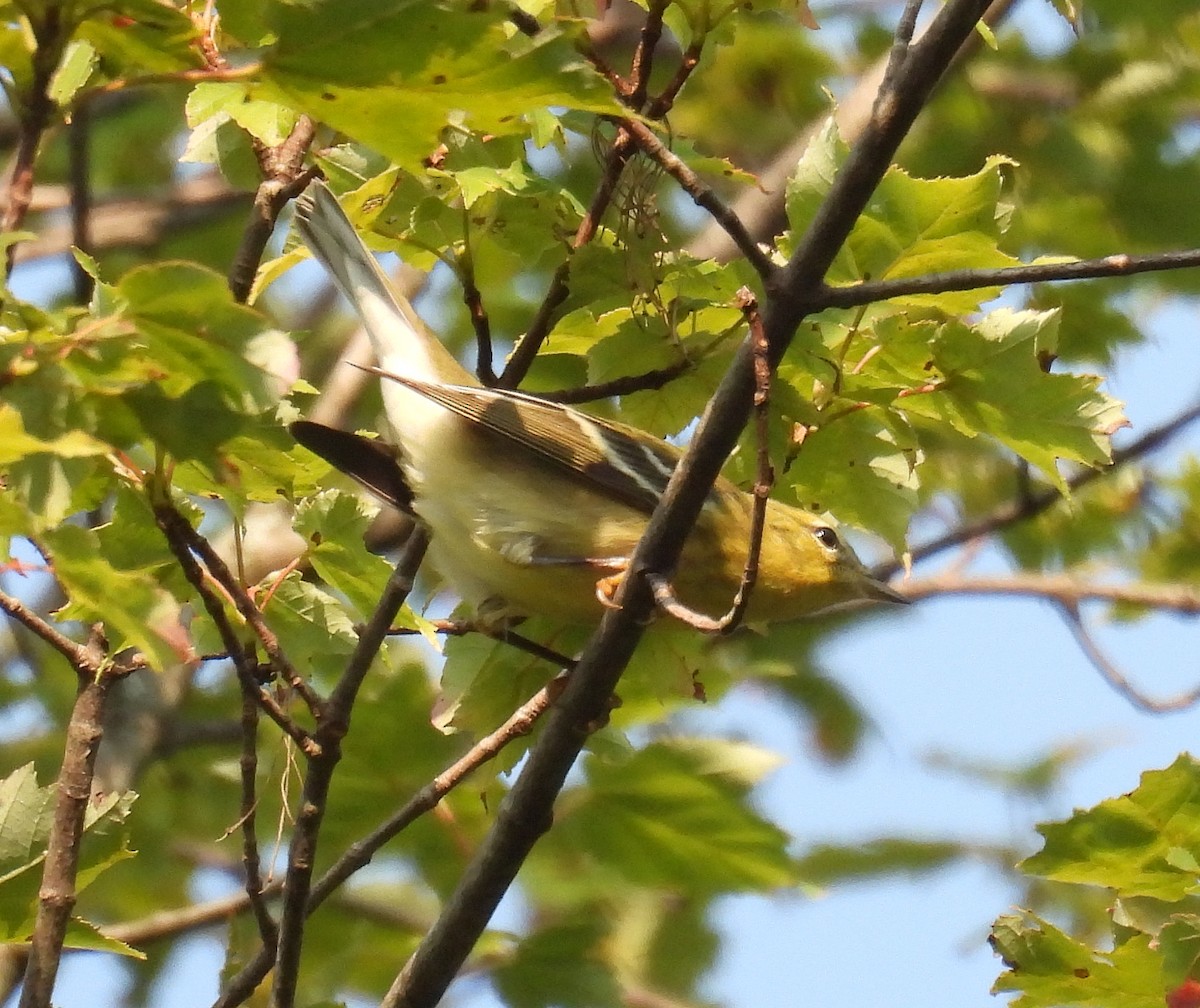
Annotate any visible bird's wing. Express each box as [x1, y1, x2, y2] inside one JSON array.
[[361, 367, 685, 516], [289, 420, 414, 514]]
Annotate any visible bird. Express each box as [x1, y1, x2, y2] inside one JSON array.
[[289, 180, 908, 627]]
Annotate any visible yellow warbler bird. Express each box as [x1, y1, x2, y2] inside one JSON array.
[[290, 181, 907, 626]]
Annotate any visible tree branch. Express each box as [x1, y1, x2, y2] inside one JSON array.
[[227, 117, 317, 304], [0, 587, 144, 677], [19, 646, 114, 1008], [2, 5, 66, 277], [66, 104, 93, 303], [238, 694, 277, 946], [626, 0, 670, 111], [380, 4, 996, 1007], [535, 357, 690, 404], [902, 571, 1200, 613], [150, 499, 318, 756], [1059, 604, 1200, 714], [500, 129, 637, 387], [687, 0, 1018, 262], [268, 529, 429, 1008], [621, 117, 776, 281], [160, 502, 320, 718], [810, 248, 1200, 311], [215, 613, 556, 1008]]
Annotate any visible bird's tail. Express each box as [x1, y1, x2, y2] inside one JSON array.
[[292, 180, 469, 386]]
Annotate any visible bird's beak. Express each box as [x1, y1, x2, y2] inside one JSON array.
[[862, 577, 910, 605]]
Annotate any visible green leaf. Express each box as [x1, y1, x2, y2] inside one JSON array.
[[493, 916, 621, 1008], [991, 911, 1163, 1008], [786, 119, 1019, 313], [260, 1, 620, 169], [1158, 914, 1200, 987], [75, 0, 201, 76], [121, 381, 247, 463], [1021, 755, 1200, 901], [0, 765, 136, 948], [903, 309, 1129, 490], [0, 764, 55, 882], [256, 571, 360, 673], [560, 738, 797, 893], [0, 402, 109, 465], [613, 622, 728, 715], [292, 490, 400, 621], [438, 619, 585, 755], [44, 523, 182, 672], [797, 838, 971, 886], [773, 396, 921, 552], [61, 914, 145, 959], [48, 39, 97, 107], [185, 81, 299, 148]]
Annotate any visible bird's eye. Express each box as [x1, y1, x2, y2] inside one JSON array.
[[813, 526, 839, 551]]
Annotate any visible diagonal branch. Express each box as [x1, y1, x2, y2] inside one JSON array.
[[0, 587, 144, 679], [621, 117, 776, 281], [688, 0, 1018, 262], [151, 499, 318, 756], [2, 5, 67, 277], [500, 130, 637, 387], [380, 4, 996, 1007], [238, 694, 276, 946], [268, 528, 430, 1008], [902, 571, 1200, 613], [646, 289, 773, 633], [213, 642, 557, 1008], [160, 501, 321, 718]]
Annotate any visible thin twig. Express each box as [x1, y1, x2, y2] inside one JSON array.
[[164, 501, 322, 718], [512, 8, 707, 395], [105, 884, 282, 947], [627, 0, 670, 111], [309, 676, 561, 907], [239, 694, 277, 946], [2, 6, 66, 276], [151, 499, 319, 757], [74, 65, 256, 103], [645, 39, 703, 119], [419, 619, 575, 671], [227, 116, 317, 304], [217, 553, 565, 1008], [269, 529, 430, 1008], [0, 587, 142, 676], [500, 130, 637, 388], [506, 6, 540, 37], [1059, 603, 1200, 713], [535, 358, 690, 403], [645, 289, 772, 633], [880, 1, 924, 97], [727, 289, 774, 629], [811, 248, 1200, 312], [621, 117, 776, 281], [901, 571, 1200, 613], [66, 103, 92, 303], [457, 230, 497, 385]]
